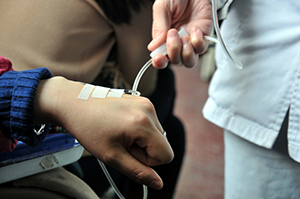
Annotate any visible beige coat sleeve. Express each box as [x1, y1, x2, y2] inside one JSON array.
[[0, 0, 115, 83], [108, 1, 158, 95], [85, 0, 158, 95], [0, 0, 158, 95]]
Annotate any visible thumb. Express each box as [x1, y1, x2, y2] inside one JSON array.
[[148, 0, 172, 52]]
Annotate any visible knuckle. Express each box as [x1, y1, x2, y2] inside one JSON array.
[[152, 1, 159, 10], [138, 97, 156, 113], [167, 39, 181, 50], [157, 147, 174, 164], [128, 168, 147, 185], [102, 151, 118, 166], [126, 97, 157, 128], [194, 41, 208, 55], [131, 111, 150, 127], [152, 0, 163, 10], [182, 54, 198, 68], [166, 151, 175, 163]]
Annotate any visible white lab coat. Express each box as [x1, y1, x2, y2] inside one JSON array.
[[203, 0, 300, 162]]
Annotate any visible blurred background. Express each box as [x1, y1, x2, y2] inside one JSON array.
[[172, 57, 224, 199]]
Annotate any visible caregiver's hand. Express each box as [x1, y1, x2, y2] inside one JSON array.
[[148, 0, 213, 69], [34, 77, 174, 190]]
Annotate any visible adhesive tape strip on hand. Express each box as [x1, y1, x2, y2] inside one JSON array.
[[107, 89, 125, 98], [78, 84, 95, 100], [78, 84, 125, 100], [91, 86, 110, 99]]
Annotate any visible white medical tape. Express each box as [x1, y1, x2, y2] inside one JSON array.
[[91, 86, 110, 98], [78, 84, 95, 100], [107, 89, 124, 98]]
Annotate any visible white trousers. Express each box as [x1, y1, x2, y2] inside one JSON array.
[[224, 130, 300, 199]]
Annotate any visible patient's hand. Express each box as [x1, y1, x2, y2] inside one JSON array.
[[34, 77, 174, 190]]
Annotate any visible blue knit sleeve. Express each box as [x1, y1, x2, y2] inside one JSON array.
[[0, 67, 52, 147]]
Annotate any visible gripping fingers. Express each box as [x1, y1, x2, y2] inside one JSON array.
[[152, 54, 169, 69], [106, 147, 164, 190], [190, 27, 210, 54], [154, 28, 200, 68], [166, 29, 182, 65], [181, 36, 198, 68]]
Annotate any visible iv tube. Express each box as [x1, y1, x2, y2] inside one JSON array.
[[210, 0, 243, 69], [131, 59, 152, 95], [98, 2, 243, 199], [97, 152, 148, 199], [97, 73, 149, 199], [98, 160, 126, 199]]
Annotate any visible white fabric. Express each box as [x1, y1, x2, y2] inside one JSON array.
[[210, 0, 234, 20], [224, 130, 300, 199], [203, 0, 300, 162]]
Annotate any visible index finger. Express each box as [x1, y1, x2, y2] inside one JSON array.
[[104, 146, 164, 190]]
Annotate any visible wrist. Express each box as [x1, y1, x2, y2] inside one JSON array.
[[34, 76, 84, 126]]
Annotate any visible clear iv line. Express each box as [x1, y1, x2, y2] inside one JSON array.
[[132, 59, 152, 95], [97, 152, 148, 199], [132, 0, 244, 93], [96, 66, 149, 199], [98, 1, 243, 198], [210, 0, 243, 69], [98, 160, 126, 199]]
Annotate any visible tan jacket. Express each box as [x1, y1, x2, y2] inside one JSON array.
[[0, 0, 157, 95]]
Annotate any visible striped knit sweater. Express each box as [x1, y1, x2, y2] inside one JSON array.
[[0, 56, 52, 147]]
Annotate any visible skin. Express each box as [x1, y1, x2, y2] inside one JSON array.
[[148, 0, 213, 69], [33, 76, 174, 190], [28, 0, 212, 190]]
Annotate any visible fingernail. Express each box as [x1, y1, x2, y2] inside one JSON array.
[[150, 180, 163, 190], [153, 56, 168, 69], [191, 27, 200, 36], [182, 37, 190, 47], [168, 29, 178, 38], [191, 27, 202, 44], [148, 39, 156, 47]]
